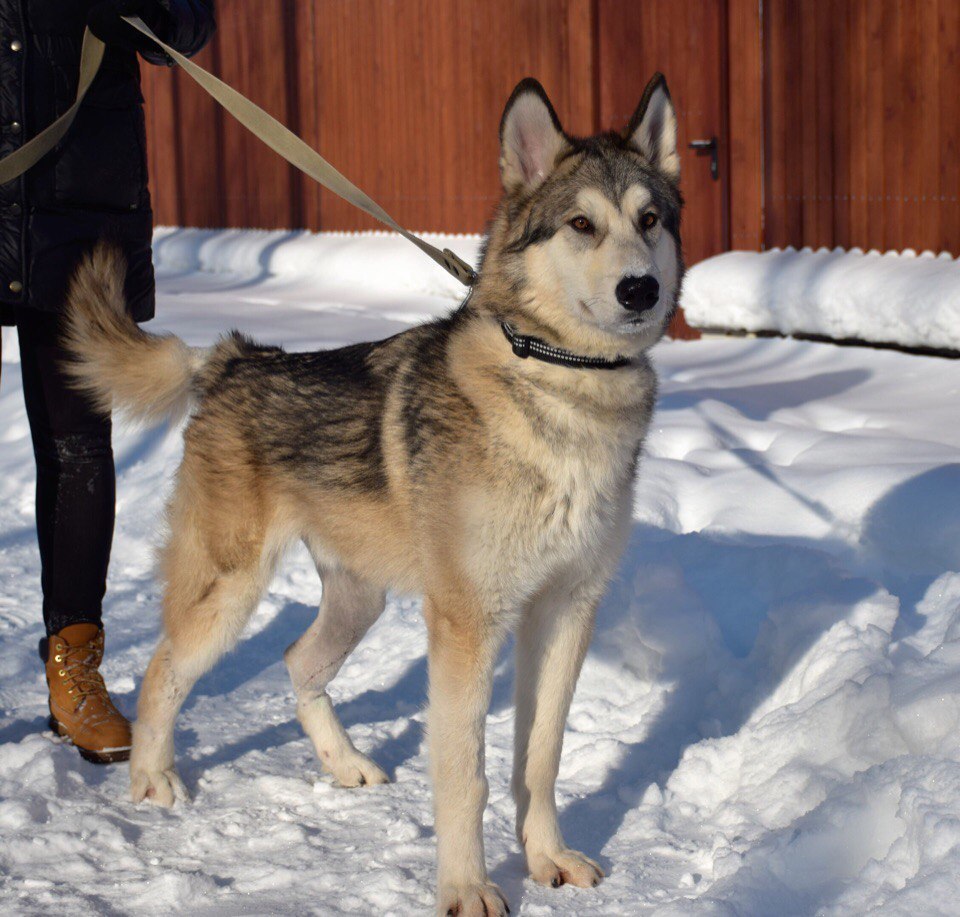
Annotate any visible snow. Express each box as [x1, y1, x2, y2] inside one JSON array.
[[3, 228, 960, 915], [682, 246, 960, 353]]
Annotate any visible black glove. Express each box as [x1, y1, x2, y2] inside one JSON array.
[[87, 0, 173, 56]]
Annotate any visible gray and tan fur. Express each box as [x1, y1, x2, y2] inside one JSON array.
[[63, 73, 683, 916]]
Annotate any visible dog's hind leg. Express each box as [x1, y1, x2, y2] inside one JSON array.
[[130, 560, 272, 806], [131, 470, 277, 807], [284, 566, 389, 787]]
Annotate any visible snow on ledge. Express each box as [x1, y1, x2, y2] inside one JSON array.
[[681, 247, 960, 352]]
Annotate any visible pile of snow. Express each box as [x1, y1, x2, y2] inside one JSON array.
[[2, 229, 960, 914], [152, 225, 483, 300], [682, 247, 960, 352]]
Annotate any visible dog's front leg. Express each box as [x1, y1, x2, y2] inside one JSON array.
[[426, 593, 509, 917], [513, 586, 605, 890]]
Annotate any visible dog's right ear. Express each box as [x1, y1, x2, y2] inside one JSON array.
[[499, 79, 568, 193]]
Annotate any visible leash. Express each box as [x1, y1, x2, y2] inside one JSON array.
[[0, 18, 478, 289]]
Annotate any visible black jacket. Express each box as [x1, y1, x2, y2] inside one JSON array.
[[0, 0, 215, 326]]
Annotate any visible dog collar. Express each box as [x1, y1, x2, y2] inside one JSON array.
[[500, 322, 632, 370]]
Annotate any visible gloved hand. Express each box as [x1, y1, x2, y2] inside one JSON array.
[[87, 0, 173, 55]]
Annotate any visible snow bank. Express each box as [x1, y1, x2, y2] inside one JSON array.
[[3, 230, 960, 914], [681, 247, 960, 352], [152, 225, 483, 301]]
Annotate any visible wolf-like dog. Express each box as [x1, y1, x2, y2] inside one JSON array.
[[63, 73, 683, 915]]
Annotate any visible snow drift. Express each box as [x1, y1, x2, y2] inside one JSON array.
[[2, 229, 960, 914], [682, 247, 960, 352]]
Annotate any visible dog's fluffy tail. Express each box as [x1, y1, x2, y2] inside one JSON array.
[[63, 243, 207, 425]]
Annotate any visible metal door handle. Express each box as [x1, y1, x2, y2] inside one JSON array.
[[689, 137, 719, 180]]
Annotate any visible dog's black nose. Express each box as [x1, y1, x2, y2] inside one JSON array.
[[616, 275, 660, 312]]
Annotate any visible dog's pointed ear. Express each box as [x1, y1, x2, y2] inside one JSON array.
[[499, 78, 568, 193], [626, 73, 680, 182]]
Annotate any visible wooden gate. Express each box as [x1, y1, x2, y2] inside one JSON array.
[[141, 1, 959, 255]]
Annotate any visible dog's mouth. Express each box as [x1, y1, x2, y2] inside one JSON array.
[[620, 315, 648, 331]]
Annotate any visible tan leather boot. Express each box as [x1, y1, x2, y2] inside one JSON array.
[[42, 623, 132, 764]]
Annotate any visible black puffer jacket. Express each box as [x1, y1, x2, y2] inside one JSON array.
[[0, 0, 215, 325]]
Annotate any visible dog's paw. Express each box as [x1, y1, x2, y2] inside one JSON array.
[[130, 766, 190, 807], [437, 881, 509, 916], [528, 848, 604, 889], [327, 750, 390, 788]]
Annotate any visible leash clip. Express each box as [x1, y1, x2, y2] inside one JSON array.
[[441, 248, 479, 286]]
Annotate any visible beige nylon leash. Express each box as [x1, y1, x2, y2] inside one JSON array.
[[0, 17, 478, 287]]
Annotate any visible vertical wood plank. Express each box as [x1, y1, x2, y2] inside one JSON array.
[[763, 0, 789, 247], [140, 64, 179, 225], [799, 0, 818, 246], [939, 0, 960, 253], [864, 3, 885, 249], [883, 0, 905, 251], [916, 0, 940, 251], [831, 0, 851, 248], [847, 0, 868, 246], [812, 0, 835, 248], [727, 0, 763, 250], [170, 40, 224, 227]]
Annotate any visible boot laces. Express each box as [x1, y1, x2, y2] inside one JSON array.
[[55, 637, 109, 711]]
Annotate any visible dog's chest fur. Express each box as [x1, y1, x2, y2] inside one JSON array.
[[463, 363, 654, 609]]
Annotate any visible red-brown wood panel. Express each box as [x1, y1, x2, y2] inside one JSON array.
[[294, 1, 322, 230], [916, 0, 939, 251], [168, 41, 224, 228], [832, 1, 852, 248], [763, 0, 799, 248], [310, 0, 595, 233], [215, 1, 299, 229], [846, 0, 870, 247], [763, 0, 959, 255], [940, 0, 960, 251], [727, 0, 763, 251], [141, 62, 178, 224], [596, 0, 729, 267], [864, 5, 885, 249]]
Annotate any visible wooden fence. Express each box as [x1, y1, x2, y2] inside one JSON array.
[[142, 0, 960, 262]]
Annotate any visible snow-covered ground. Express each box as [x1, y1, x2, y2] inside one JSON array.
[[683, 247, 960, 353], [2, 230, 960, 915]]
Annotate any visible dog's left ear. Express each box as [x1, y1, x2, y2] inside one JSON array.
[[626, 73, 680, 183], [499, 78, 569, 193]]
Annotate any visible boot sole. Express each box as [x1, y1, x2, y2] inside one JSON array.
[[48, 715, 131, 765]]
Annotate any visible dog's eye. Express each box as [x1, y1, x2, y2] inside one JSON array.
[[640, 212, 659, 231], [570, 215, 594, 234]]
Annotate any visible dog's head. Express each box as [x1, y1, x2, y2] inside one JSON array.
[[482, 74, 683, 357]]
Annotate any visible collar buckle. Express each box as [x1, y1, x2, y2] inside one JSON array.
[[510, 333, 531, 358]]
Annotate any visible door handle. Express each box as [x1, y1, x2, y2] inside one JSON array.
[[689, 137, 719, 180]]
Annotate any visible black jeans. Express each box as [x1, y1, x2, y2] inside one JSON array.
[[14, 310, 115, 636]]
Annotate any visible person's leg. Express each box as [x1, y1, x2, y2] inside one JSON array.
[[17, 308, 130, 763], [15, 309, 115, 634]]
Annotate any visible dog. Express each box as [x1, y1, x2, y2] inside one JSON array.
[[63, 72, 683, 916]]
